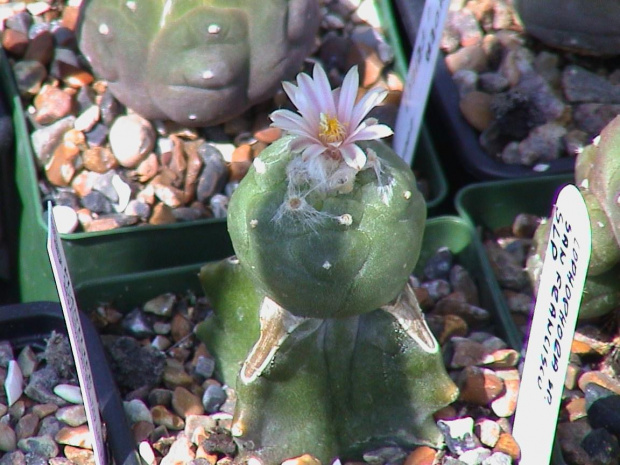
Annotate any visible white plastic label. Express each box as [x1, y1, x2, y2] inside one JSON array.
[[393, 0, 449, 164], [512, 185, 591, 465], [47, 205, 107, 465]]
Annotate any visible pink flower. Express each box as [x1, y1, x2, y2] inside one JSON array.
[[270, 64, 393, 171]]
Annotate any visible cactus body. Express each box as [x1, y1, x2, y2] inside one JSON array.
[[197, 258, 458, 464], [227, 136, 426, 318], [527, 115, 620, 318], [77, 0, 319, 126]]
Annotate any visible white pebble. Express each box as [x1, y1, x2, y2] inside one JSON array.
[[109, 114, 156, 168], [211, 142, 235, 163], [52, 205, 79, 234], [4, 360, 23, 407], [74, 105, 100, 132], [112, 174, 132, 212], [54, 384, 83, 404], [139, 441, 157, 465]]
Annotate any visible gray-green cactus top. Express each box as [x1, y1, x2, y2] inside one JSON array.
[[77, 0, 319, 126], [227, 136, 427, 319]]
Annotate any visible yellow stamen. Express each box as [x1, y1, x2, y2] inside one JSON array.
[[319, 113, 346, 144]]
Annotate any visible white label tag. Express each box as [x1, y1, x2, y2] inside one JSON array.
[[393, 0, 449, 164], [512, 185, 591, 465], [46, 205, 107, 465]]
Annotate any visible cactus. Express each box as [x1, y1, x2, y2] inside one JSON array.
[[526, 115, 620, 319], [196, 65, 458, 463], [77, 0, 319, 127]]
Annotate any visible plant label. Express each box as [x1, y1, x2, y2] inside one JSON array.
[[47, 205, 107, 465], [512, 184, 591, 465], [393, 0, 449, 164]]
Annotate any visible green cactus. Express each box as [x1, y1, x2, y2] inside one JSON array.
[[196, 255, 458, 464], [227, 136, 426, 319], [77, 0, 319, 126], [526, 115, 620, 319], [195, 64, 458, 463]]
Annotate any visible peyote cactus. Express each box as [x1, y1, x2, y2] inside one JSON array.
[[196, 65, 458, 464], [77, 0, 319, 127], [526, 115, 620, 319]]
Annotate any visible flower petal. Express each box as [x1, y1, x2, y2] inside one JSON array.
[[270, 109, 316, 136], [347, 121, 394, 142], [349, 87, 388, 129], [311, 64, 337, 116], [337, 66, 359, 123], [296, 73, 324, 125], [339, 143, 367, 170], [299, 142, 329, 159]]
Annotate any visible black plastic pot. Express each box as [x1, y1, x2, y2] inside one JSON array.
[[0, 78, 17, 304], [394, 0, 576, 182], [0, 301, 140, 464]]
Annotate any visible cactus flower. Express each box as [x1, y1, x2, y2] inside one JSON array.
[[198, 64, 458, 464], [270, 65, 393, 171]]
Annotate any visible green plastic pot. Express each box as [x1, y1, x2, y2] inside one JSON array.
[[455, 174, 573, 232], [0, 0, 448, 304], [74, 216, 515, 344], [455, 175, 574, 465]]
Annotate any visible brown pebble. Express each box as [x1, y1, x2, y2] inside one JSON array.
[[2, 28, 29, 57], [281, 454, 322, 465], [132, 420, 155, 443], [490, 369, 520, 417], [82, 147, 118, 173], [459, 91, 494, 132], [24, 30, 54, 65], [171, 313, 193, 342], [578, 370, 620, 395], [64, 445, 94, 464], [15, 413, 39, 440], [433, 405, 457, 421], [57, 61, 95, 88], [439, 314, 469, 344], [458, 366, 505, 405], [33, 84, 74, 125], [55, 424, 92, 448], [151, 405, 185, 430], [163, 360, 194, 389], [483, 348, 520, 368], [183, 141, 203, 203], [450, 337, 488, 368], [253, 127, 282, 144], [149, 203, 177, 225], [45, 142, 80, 187], [61, 5, 81, 30], [492, 432, 521, 461], [433, 299, 490, 325], [172, 386, 204, 419], [565, 397, 587, 422], [564, 362, 581, 390], [413, 287, 433, 310], [84, 217, 124, 233], [445, 44, 488, 74], [230, 143, 253, 181], [403, 446, 437, 465], [71, 170, 100, 198], [32, 403, 58, 418]]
